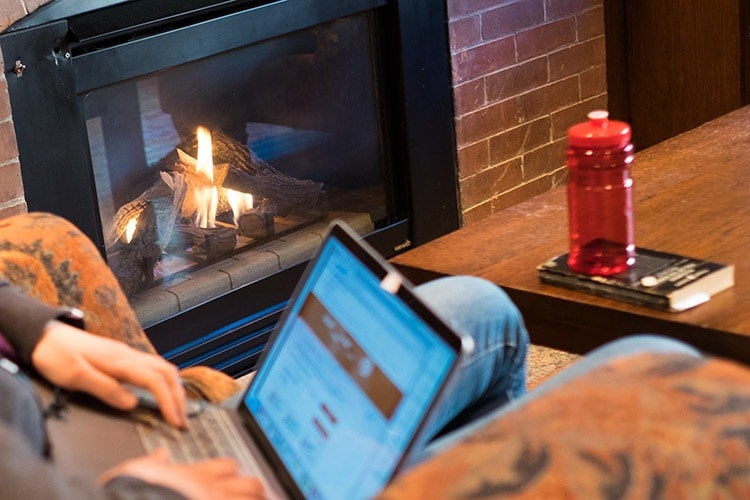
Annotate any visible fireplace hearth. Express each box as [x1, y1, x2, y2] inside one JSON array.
[[1, 0, 459, 375]]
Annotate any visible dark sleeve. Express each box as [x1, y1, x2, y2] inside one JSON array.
[[0, 280, 68, 364], [0, 423, 185, 500]]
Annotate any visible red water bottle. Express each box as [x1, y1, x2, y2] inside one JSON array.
[[566, 110, 635, 275]]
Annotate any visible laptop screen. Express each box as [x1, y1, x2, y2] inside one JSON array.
[[242, 228, 459, 499]]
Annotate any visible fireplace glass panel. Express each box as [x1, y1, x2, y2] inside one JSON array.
[[82, 12, 392, 327]]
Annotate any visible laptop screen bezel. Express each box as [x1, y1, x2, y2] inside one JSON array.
[[235, 220, 468, 499]]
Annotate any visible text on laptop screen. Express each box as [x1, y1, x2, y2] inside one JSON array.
[[244, 235, 457, 499]]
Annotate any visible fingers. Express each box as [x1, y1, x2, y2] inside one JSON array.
[[219, 474, 267, 498], [65, 360, 139, 409], [98, 448, 172, 486], [92, 347, 188, 428], [182, 458, 268, 499], [32, 321, 188, 428], [101, 451, 267, 500]]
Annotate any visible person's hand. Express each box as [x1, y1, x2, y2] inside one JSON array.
[[99, 449, 266, 499], [31, 319, 187, 428]]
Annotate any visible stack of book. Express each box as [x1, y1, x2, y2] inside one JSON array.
[[537, 248, 735, 312]]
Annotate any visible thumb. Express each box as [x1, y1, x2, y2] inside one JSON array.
[[98, 448, 172, 486]]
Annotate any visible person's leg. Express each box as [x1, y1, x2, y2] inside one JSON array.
[[411, 334, 702, 465], [411, 276, 529, 444]]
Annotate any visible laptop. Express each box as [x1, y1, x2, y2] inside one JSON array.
[[131, 220, 473, 499]]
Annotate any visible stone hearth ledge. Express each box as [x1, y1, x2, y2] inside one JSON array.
[[129, 211, 373, 328]]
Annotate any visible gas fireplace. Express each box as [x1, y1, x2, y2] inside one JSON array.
[[1, 0, 459, 375]]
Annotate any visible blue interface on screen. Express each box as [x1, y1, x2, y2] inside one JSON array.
[[244, 236, 456, 499]]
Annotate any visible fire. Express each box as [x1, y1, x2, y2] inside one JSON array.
[[190, 126, 255, 229], [226, 189, 253, 224], [194, 126, 219, 228], [124, 217, 138, 244]]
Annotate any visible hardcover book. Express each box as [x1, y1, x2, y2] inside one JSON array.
[[537, 248, 735, 312]]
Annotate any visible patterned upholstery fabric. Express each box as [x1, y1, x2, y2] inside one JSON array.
[[381, 352, 750, 498], [0, 212, 239, 402]]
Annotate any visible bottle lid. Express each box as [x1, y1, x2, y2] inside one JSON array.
[[567, 110, 631, 148]]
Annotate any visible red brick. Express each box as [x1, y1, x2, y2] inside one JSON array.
[[546, 0, 603, 21], [481, 0, 545, 40], [490, 173, 558, 212], [459, 157, 523, 208], [457, 140, 490, 179], [0, 120, 18, 162], [489, 116, 551, 163], [551, 165, 569, 186], [549, 36, 605, 81], [450, 16, 481, 52], [0, 160, 24, 201], [0, 78, 11, 119], [25, 0, 53, 14], [0, 1, 25, 32], [448, 0, 508, 18], [452, 36, 516, 84], [522, 137, 567, 180], [516, 17, 577, 62], [455, 99, 517, 145], [0, 200, 27, 220], [485, 56, 548, 103], [461, 201, 493, 226], [576, 6, 605, 41], [550, 95, 609, 139], [513, 76, 580, 124], [579, 64, 607, 99], [453, 79, 486, 117]]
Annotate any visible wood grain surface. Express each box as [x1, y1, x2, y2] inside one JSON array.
[[393, 106, 750, 362]]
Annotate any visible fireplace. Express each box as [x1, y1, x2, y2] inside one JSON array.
[[0, 0, 459, 375]]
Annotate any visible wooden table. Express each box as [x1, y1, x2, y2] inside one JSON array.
[[392, 106, 750, 363]]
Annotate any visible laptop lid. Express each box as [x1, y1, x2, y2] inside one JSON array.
[[239, 221, 471, 500]]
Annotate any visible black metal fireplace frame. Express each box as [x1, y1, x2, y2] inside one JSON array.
[[1, 0, 459, 375]]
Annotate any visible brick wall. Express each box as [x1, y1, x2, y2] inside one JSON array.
[[448, 0, 607, 224], [0, 0, 607, 225], [0, 0, 48, 218]]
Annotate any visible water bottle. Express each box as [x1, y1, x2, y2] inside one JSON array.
[[566, 110, 635, 275]]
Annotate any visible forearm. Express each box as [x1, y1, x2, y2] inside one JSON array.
[[0, 280, 67, 363]]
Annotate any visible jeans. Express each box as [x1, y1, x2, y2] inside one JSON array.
[[408, 276, 529, 457], [415, 333, 702, 465]]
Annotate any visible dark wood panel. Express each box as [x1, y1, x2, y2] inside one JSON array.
[[606, 0, 747, 149]]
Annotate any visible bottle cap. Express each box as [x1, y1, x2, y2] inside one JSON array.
[[567, 110, 631, 148]]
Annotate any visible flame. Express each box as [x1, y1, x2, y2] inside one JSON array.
[[194, 126, 218, 228], [124, 217, 138, 244], [226, 189, 254, 224]]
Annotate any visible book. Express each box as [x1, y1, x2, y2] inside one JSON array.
[[537, 248, 735, 312]]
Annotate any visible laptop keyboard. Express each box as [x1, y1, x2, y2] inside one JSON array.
[[134, 405, 262, 477]]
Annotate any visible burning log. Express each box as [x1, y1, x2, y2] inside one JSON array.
[[107, 201, 160, 296], [237, 204, 276, 239], [174, 148, 233, 222], [161, 129, 324, 215], [105, 172, 187, 253], [177, 225, 237, 261]]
